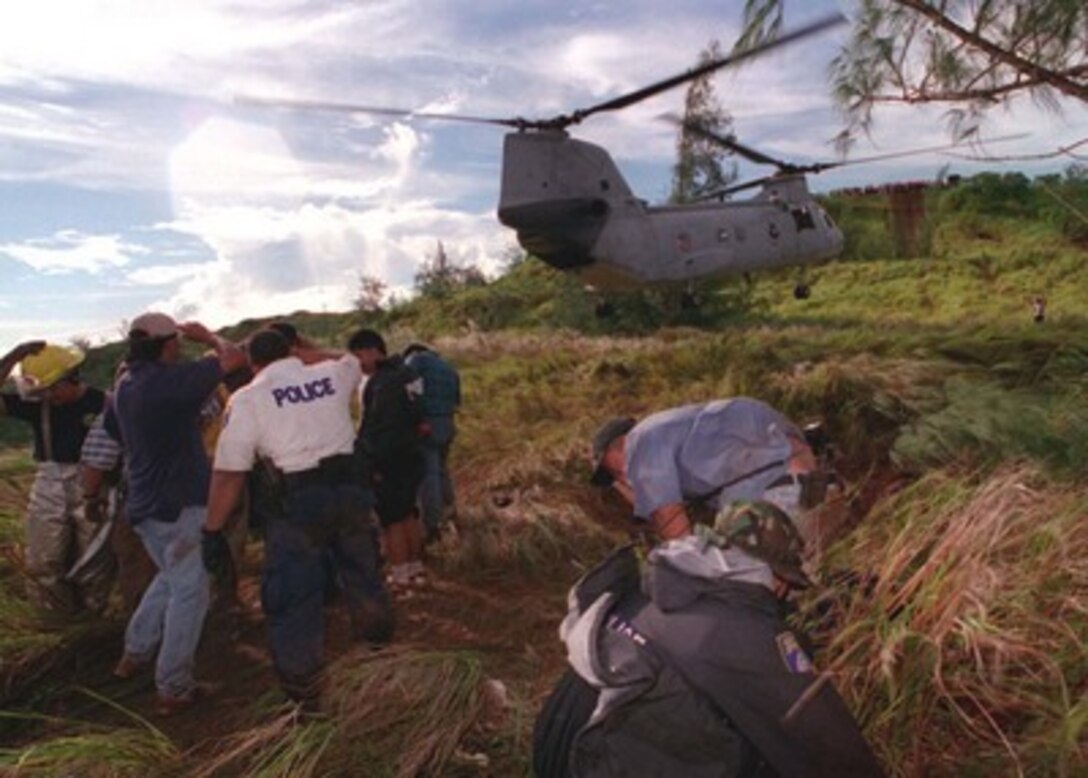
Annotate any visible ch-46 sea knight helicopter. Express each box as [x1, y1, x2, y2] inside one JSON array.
[[238, 13, 1016, 301]]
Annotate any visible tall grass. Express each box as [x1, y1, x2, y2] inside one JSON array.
[[814, 468, 1088, 776], [0, 689, 181, 776], [194, 648, 489, 778]]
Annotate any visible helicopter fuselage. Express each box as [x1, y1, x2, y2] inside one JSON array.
[[497, 130, 843, 288]]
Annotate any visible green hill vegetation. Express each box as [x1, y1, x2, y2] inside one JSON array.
[[1, 169, 1086, 775]]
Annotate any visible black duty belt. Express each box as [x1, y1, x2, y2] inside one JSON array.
[[282, 454, 357, 491]]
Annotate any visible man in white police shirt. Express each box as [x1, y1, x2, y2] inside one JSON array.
[[203, 329, 392, 708]]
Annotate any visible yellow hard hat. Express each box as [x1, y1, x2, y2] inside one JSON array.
[[18, 344, 85, 392]]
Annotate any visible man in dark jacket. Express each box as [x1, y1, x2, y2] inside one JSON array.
[[534, 501, 883, 777], [349, 329, 425, 593]]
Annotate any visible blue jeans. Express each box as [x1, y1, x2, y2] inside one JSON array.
[[419, 415, 456, 534], [125, 506, 210, 697], [262, 482, 390, 696]]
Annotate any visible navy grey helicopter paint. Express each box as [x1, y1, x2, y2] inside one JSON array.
[[497, 130, 843, 289]]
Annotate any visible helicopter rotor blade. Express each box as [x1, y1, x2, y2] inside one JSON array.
[[805, 133, 1032, 172], [570, 13, 846, 127], [692, 174, 780, 201], [662, 113, 788, 168], [237, 14, 845, 133], [233, 95, 527, 129], [692, 132, 1033, 200]]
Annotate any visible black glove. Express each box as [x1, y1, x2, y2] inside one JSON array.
[[201, 529, 231, 578]]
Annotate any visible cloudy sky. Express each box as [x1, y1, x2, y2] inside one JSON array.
[[2, 0, 1085, 352]]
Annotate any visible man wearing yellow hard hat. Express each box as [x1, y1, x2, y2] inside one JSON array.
[[0, 340, 112, 614]]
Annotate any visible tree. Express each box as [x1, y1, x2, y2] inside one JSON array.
[[737, 0, 1088, 145], [355, 273, 387, 314], [414, 241, 487, 299], [670, 40, 738, 203]]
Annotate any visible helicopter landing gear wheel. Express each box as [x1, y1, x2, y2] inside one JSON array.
[[793, 283, 811, 300]]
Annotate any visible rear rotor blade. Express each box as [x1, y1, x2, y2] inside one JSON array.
[[694, 132, 1033, 201], [814, 133, 1032, 171], [572, 13, 845, 125], [663, 113, 788, 168], [234, 95, 527, 128], [693, 175, 779, 200]]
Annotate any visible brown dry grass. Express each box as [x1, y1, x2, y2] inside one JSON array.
[[815, 467, 1088, 776]]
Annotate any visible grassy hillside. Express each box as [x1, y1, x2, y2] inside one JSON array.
[[1, 172, 1086, 775]]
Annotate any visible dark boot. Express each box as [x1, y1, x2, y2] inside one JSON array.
[[352, 594, 395, 647]]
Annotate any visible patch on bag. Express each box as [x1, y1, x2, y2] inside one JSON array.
[[776, 631, 813, 674], [606, 614, 647, 646]]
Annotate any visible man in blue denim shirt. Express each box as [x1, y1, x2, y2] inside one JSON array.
[[590, 398, 821, 543], [404, 343, 461, 541], [105, 312, 244, 715]]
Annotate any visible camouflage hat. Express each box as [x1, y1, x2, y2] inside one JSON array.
[[712, 500, 813, 589], [590, 416, 636, 486]]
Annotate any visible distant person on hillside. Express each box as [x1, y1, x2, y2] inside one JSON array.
[[0, 340, 111, 616], [403, 342, 461, 542], [1031, 295, 1046, 324], [105, 313, 245, 716], [204, 328, 392, 710], [349, 329, 426, 594]]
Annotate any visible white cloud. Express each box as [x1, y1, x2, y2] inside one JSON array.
[[125, 263, 210, 286], [149, 196, 508, 330], [0, 231, 146, 274]]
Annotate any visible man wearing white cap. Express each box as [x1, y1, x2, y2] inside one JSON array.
[[104, 312, 244, 715]]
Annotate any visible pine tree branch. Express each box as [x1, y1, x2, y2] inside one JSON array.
[[880, 61, 1088, 104], [894, 0, 1088, 102]]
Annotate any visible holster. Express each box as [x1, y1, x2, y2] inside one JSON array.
[[282, 454, 357, 491], [249, 457, 288, 535]]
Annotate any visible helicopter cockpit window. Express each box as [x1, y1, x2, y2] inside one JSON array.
[[791, 206, 815, 232]]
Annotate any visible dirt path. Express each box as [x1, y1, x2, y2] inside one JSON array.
[[5, 542, 575, 767], [1, 459, 583, 774]]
